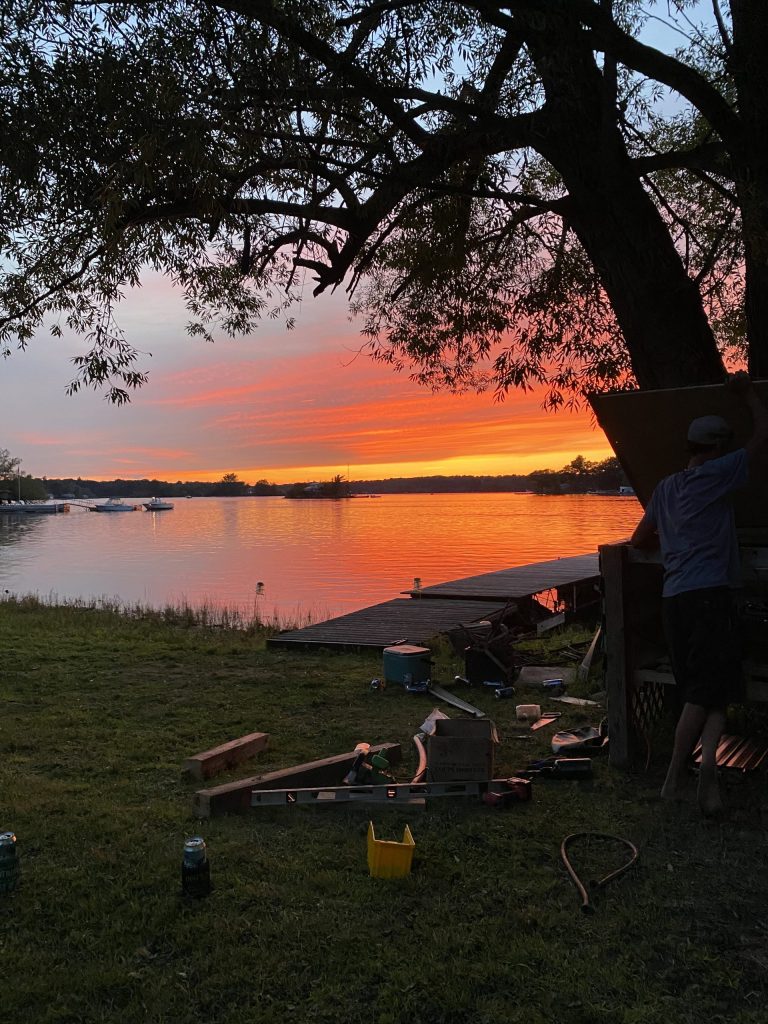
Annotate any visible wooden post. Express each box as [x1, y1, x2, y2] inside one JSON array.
[[600, 543, 632, 768]]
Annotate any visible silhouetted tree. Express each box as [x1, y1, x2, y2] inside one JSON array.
[[214, 473, 249, 496], [0, 449, 47, 500], [1, 3, 764, 405]]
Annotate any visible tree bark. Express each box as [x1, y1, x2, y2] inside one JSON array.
[[730, 0, 768, 378], [523, 10, 725, 389]]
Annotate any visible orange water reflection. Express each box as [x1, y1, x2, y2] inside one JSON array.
[[0, 493, 641, 621]]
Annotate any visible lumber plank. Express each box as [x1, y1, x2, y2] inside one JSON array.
[[184, 731, 270, 781], [193, 742, 402, 817]]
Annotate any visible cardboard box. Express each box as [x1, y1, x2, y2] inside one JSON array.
[[426, 719, 499, 782]]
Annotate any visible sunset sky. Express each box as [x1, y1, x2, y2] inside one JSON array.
[[0, 7, 713, 487], [0, 270, 615, 483]]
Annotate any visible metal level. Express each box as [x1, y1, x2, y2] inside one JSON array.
[[251, 780, 482, 807]]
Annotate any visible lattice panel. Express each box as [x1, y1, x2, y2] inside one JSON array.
[[631, 679, 666, 738]]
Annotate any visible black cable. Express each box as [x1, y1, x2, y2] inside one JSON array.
[[560, 831, 639, 914]]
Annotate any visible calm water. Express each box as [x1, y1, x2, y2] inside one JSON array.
[[0, 494, 641, 621]]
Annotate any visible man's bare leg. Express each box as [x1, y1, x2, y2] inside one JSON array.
[[697, 708, 726, 816], [661, 702, 707, 801]]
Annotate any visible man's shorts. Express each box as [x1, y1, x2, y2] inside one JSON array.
[[662, 586, 744, 710]]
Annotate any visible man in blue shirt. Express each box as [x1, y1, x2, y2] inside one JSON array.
[[631, 373, 768, 815]]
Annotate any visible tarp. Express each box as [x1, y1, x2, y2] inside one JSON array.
[[588, 381, 768, 530]]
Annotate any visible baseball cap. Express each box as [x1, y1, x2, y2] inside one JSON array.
[[687, 414, 733, 446]]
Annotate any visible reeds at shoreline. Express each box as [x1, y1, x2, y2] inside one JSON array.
[[0, 590, 323, 634]]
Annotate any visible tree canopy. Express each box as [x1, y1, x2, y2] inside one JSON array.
[[1, 2, 765, 404], [0, 447, 47, 499]]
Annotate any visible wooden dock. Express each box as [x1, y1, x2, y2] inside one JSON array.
[[268, 553, 599, 651], [409, 554, 599, 600]]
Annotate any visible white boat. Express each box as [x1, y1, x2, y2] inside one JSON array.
[[143, 498, 175, 511], [92, 497, 137, 512], [0, 501, 68, 515]]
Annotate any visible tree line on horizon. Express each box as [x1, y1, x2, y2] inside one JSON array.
[[23, 455, 628, 499]]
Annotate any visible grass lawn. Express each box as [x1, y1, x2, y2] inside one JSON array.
[[2, 595, 768, 1024]]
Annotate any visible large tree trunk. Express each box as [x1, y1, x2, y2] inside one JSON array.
[[731, 0, 768, 378], [524, 10, 725, 390]]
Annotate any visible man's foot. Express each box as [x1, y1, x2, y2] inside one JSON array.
[[661, 770, 688, 802], [660, 783, 686, 802], [697, 767, 724, 817]]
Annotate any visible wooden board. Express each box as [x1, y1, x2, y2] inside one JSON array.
[[193, 743, 402, 817], [589, 381, 768, 526], [184, 731, 270, 781]]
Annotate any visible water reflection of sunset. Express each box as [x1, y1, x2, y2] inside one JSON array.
[[0, 494, 639, 619]]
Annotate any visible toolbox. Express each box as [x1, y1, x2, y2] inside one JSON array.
[[383, 644, 431, 686]]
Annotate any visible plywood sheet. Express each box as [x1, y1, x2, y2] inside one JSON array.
[[589, 382, 768, 528]]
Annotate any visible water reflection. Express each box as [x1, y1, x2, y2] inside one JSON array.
[[0, 494, 640, 619], [0, 513, 47, 546]]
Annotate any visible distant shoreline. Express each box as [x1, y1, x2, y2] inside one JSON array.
[[40, 460, 630, 500]]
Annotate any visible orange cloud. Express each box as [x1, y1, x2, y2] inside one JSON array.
[[3, 286, 614, 481]]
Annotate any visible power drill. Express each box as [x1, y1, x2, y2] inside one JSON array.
[[343, 743, 395, 785]]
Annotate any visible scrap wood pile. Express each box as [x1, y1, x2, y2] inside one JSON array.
[[177, 623, 768, 901], [185, 665, 607, 819], [183, 622, 615, 818], [182, 640, 623, 899], [445, 618, 602, 684]]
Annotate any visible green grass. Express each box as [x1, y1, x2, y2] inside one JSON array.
[[2, 595, 768, 1023]]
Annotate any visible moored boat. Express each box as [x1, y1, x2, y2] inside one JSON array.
[[92, 497, 137, 512], [143, 498, 175, 511]]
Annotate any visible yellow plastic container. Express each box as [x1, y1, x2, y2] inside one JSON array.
[[367, 821, 415, 878]]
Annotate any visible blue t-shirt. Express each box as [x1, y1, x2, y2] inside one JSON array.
[[640, 449, 748, 598]]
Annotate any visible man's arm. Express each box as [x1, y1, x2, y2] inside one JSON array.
[[631, 510, 658, 549], [728, 372, 768, 463]]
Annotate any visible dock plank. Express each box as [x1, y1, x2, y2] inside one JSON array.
[[267, 598, 509, 650]]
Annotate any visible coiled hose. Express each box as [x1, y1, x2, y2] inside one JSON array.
[[560, 831, 639, 914]]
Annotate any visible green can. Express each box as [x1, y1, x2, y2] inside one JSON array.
[[0, 832, 20, 893]]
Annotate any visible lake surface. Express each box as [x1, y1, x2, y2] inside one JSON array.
[[0, 494, 641, 623]]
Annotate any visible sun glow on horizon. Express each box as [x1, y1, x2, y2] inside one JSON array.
[[78, 442, 614, 485], [2, 277, 616, 483]]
